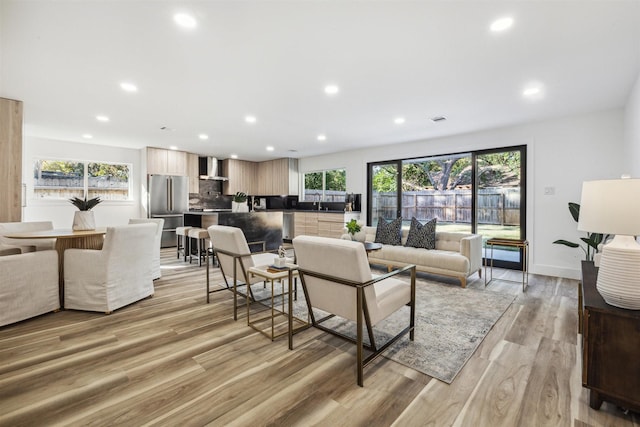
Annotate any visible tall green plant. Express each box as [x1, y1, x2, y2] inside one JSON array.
[[553, 202, 604, 261]]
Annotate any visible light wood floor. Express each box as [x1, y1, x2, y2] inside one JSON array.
[[1, 249, 638, 427]]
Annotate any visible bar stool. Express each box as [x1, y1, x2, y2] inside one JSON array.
[[188, 228, 212, 267], [176, 226, 192, 262]]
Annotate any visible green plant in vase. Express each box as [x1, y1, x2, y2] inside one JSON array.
[[232, 192, 248, 212], [69, 196, 102, 230], [345, 218, 361, 240]]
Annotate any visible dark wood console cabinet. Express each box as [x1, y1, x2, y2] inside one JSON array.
[[580, 261, 640, 412]]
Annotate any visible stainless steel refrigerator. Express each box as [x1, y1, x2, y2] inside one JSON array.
[[148, 175, 189, 247]]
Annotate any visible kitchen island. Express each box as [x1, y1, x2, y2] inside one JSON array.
[[184, 211, 283, 252]]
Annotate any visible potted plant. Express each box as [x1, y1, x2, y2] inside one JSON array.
[[232, 192, 248, 212], [345, 218, 362, 241], [69, 196, 102, 230], [553, 202, 604, 261]]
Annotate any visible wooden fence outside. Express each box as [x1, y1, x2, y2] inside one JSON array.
[[34, 175, 129, 200], [374, 188, 521, 226]]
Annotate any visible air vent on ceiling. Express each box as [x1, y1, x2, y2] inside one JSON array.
[[430, 116, 447, 122]]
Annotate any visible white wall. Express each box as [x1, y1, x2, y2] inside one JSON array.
[[299, 109, 625, 279], [22, 136, 144, 228], [623, 72, 640, 176]]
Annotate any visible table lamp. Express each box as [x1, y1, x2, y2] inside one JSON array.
[[577, 178, 640, 310]]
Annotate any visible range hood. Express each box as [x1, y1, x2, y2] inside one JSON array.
[[199, 157, 228, 181]]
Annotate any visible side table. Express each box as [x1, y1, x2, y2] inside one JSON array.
[[484, 238, 529, 291], [246, 264, 308, 348]]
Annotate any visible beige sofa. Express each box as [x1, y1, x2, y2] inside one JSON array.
[[351, 226, 483, 288]]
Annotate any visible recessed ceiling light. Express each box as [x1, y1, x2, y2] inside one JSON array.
[[490, 17, 514, 32], [174, 13, 197, 29], [96, 115, 109, 122], [169, 146, 179, 150], [522, 82, 545, 99], [394, 117, 406, 124], [82, 134, 93, 139], [245, 115, 257, 124], [266, 146, 275, 151], [317, 134, 327, 141], [230, 154, 238, 159], [324, 84, 340, 95], [198, 134, 209, 140], [120, 82, 138, 92]]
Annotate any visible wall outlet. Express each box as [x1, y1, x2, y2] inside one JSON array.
[[544, 186, 555, 196]]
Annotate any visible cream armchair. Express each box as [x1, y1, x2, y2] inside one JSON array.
[[207, 225, 275, 319], [292, 235, 416, 386], [0, 221, 55, 253], [0, 250, 60, 326], [128, 218, 164, 280], [64, 223, 156, 313]]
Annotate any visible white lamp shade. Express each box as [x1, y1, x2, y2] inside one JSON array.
[[577, 179, 640, 235]]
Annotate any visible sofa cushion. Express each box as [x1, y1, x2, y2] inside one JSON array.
[[405, 217, 436, 249], [374, 218, 402, 246], [375, 245, 470, 274]]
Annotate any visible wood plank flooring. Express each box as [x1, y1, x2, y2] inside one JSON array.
[[1, 249, 638, 426]]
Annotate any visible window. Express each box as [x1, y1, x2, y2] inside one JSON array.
[[34, 159, 131, 200], [367, 145, 526, 270], [303, 168, 346, 202]]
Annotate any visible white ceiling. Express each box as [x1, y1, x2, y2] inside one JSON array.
[[2, 1, 639, 162]]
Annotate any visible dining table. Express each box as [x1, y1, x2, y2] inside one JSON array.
[[5, 228, 107, 307]]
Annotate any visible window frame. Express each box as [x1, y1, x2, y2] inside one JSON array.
[[32, 157, 134, 203], [302, 167, 346, 202], [367, 145, 527, 270]]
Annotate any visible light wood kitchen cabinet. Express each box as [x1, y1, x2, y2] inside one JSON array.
[[255, 158, 298, 196], [295, 212, 360, 238], [222, 159, 258, 195], [294, 212, 318, 237], [147, 147, 187, 176], [0, 97, 23, 222], [221, 157, 298, 196], [187, 153, 199, 193], [317, 213, 349, 238]]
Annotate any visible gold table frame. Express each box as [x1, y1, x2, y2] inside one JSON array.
[[484, 238, 529, 292], [246, 264, 308, 348]]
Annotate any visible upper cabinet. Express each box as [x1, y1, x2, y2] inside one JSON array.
[[147, 147, 187, 176], [223, 158, 298, 196], [258, 158, 299, 196], [187, 153, 199, 194], [222, 159, 258, 195]]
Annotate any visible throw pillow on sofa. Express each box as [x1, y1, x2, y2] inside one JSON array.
[[374, 217, 402, 245], [405, 217, 437, 249]]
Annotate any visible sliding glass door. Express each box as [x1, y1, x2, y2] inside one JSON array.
[[475, 147, 526, 269], [368, 161, 400, 226]]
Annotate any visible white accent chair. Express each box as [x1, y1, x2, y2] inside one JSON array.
[[0, 221, 55, 253], [128, 218, 164, 280], [64, 223, 156, 313], [0, 250, 60, 326], [292, 235, 416, 386], [207, 225, 275, 319]]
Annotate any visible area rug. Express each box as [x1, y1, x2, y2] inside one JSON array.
[[242, 278, 515, 384]]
